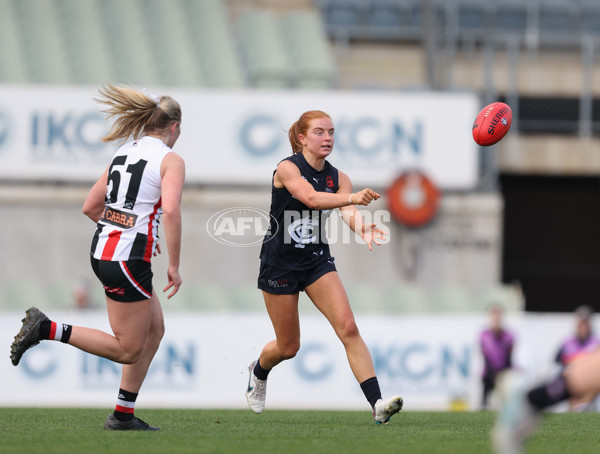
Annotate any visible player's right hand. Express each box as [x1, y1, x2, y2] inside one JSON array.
[[353, 188, 380, 206]]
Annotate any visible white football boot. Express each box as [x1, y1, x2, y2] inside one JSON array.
[[373, 395, 404, 424], [245, 360, 267, 414], [492, 371, 540, 454]]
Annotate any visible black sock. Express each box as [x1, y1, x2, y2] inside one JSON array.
[[527, 374, 570, 411], [39, 320, 72, 343], [360, 376, 382, 409], [113, 388, 138, 422], [253, 358, 270, 381]]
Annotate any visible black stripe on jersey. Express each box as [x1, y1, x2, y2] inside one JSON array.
[[90, 224, 103, 254], [130, 232, 149, 259]]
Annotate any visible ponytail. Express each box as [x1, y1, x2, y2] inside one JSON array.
[[95, 83, 182, 143]]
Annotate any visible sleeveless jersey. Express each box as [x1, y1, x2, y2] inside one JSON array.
[[90, 136, 171, 262], [260, 153, 339, 270]]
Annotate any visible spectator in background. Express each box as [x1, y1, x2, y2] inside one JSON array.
[[480, 304, 515, 410], [555, 305, 600, 411], [555, 305, 599, 367], [73, 279, 95, 310]]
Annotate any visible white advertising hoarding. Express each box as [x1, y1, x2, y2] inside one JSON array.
[[0, 311, 579, 411], [0, 86, 479, 189]]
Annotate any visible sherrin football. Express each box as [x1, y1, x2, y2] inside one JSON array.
[[472, 102, 512, 146]]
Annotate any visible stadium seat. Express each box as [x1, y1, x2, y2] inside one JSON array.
[[538, 1, 577, 37], [281, 11, 337, 89], [456, 0, 492, 40], [179, 0, 246, 88], [345, 284, 384, 314], [382, 284, 428, 313], [134, 0, 204, 87], [579, 2, 600, 35], [320, 0, 364, 28], [95, 0, 159, 86], [12, 0, 72, 84], [0, 0, 28, 83], [491, 1, 529, 35], [237, 9, 292, 88], [54, 0, 115, 85], [0, 279, 46, 311], [227, 284, 264, 312], [473, 284, 524, 313], [168, 281, 230, 312], [428, 285, 473, 312]]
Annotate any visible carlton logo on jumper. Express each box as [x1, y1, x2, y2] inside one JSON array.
[[283, 210, 333, 248], [238, 114, 423, 158], [206, 207, 278, 247]]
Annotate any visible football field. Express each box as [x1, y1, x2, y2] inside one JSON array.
[[1, 408, 600, 454]]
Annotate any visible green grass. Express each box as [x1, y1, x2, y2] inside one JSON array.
[[1, 408, 600, 454]]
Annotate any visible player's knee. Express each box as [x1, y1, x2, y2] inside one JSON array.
[[149, 318, 165, 342], [338, 319, 360, 341], [280, 341, 300, 360], [119, 348, 143, 364]]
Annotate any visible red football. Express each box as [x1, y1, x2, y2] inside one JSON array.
[[472, 102, 512, 146]]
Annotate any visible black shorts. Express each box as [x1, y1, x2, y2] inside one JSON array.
[[258, 258, 337, 295], [91, 257, 153, 302]]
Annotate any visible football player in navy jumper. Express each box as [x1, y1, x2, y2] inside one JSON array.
[[10, 84, 185, 431], [246, 110, 403, 424]]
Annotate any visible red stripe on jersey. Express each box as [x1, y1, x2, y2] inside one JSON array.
[[115, 405, 135, 414], [143, 198, 161, 262], [49, 321, 57, 340], [101, 230, 122, 260]]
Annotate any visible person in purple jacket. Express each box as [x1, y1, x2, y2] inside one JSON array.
[[480, 305, 515, 410], [555, 305, 600, 411], [555, 305, 600, 367]]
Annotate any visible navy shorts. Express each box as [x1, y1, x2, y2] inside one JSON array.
[[258, 258, 337, 295], [91, 257, 153, 302]]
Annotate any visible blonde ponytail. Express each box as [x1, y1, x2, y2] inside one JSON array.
[[95, 84, 182, 143]]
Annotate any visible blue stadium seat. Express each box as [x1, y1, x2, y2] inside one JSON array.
[[321, 0, 364, 28], [456, 0, 492, 40], [538, 1, 577, 37], [579, 2, 600, 35], [492, 1, 529, 35]]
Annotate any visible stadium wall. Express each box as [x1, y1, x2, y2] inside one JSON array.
[[0, 311, 589, 411]]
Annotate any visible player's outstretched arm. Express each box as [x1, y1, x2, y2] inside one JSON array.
[[276, 161, 379, 210], [338, 171, 387, 250]]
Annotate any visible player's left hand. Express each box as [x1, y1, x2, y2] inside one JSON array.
[[154, 243, 162, 256], [361, 223, 387, 251]]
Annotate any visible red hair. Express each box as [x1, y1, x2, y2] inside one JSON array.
[[288, 110, 331, 154]]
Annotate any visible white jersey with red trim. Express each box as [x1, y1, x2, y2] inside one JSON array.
[[90, 136, 171, 262]]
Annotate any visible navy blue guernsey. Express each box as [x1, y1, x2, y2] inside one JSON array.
[[260, 153, 339, 270]]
